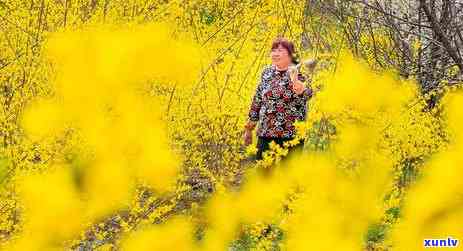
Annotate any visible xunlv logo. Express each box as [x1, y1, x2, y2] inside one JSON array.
[[424, 237, 459, 248]]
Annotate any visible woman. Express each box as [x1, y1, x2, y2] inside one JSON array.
[[243, 37, 314, 161]]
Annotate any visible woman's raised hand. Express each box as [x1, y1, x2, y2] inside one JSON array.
[[292, 81, 304, 95], [288, 65, 298, 83], [288, 67, 305, 95]]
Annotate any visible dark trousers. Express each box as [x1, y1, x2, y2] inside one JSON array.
[[256, 136, 305, 161]]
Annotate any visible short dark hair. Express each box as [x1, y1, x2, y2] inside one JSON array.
[[271, 37, 299, 64]]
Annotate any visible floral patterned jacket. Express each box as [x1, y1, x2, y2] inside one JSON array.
[[248, 64, 313, 138]]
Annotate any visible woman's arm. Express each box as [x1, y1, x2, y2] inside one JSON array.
[[247, 67, 268, 124], [244, 67, 269, 145], [300, 85, 314, 98]]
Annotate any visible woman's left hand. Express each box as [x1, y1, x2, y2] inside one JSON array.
[[290, 71, 305, 95], [292, 81, 305, 95]]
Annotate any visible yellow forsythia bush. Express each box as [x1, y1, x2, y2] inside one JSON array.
[[0, 1, 462, 251]]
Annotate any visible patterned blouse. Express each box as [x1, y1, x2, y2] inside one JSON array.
[[248, 64, 313, 138]]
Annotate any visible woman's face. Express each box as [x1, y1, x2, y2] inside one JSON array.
[[271, 45, 291, 68]]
